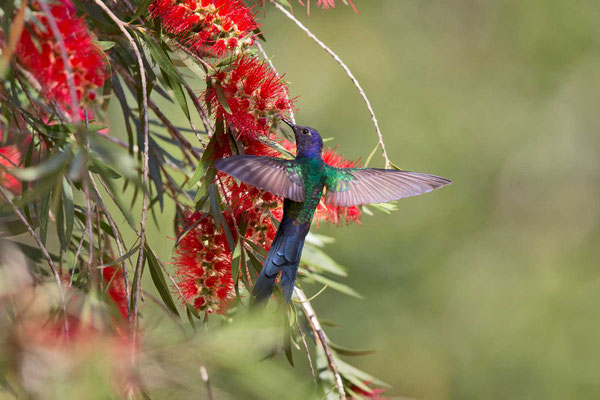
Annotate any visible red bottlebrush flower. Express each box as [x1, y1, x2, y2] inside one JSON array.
[[149, 0, 258, 58], [16, 0, 107, 117], [173, 211, 236, 313], [0, 144, 21, 195], [102, 266, 128, 319], [205, 56, 294, 139]]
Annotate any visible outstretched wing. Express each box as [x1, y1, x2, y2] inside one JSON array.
[[215, 155, 304, 202], [324, 167, 451, 207]]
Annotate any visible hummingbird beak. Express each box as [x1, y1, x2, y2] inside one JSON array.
[[281, 118, 295, 130]]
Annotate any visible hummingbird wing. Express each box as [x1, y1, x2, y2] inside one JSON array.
[[215, 155, 304, 202], [324, 167, 451, 207]]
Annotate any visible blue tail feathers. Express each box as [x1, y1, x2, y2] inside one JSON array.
[[252, 218, 309, 303]]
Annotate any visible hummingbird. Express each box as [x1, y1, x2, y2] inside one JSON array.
[[215, 119, 451, 303]]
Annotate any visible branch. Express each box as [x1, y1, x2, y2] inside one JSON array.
[[92, 0, 149, 340], [293, 287, 346, 400], [272, 1, 390, 168], [0, 186, 69, 337], [83, 112, 95, 285]]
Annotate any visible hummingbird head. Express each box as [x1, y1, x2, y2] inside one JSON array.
[[282, 119, 323, 158]]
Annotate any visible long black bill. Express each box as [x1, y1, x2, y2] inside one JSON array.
[[281, 118, 295, 129]]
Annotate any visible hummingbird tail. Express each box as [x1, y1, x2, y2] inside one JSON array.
[[252, 218, 308, 303]]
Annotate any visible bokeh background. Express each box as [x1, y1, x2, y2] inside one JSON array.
[[112, 1, 600, 398]]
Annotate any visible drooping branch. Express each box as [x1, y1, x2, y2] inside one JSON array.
[[272, 1, 391, 168], [294, 287, 346, 400]]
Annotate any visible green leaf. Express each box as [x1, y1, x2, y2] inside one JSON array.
[[97, 40, 116, 50], [209, 184, 235, 252], [336, 358, 389, 387], [284, 309, 294, 366], [169, 74, 190, 120], [89, 156, 122, 179], [188, 157, 207, 188], [301, 243, 347, 277], [274, 0, 292, 9], [214, 84, 232, 114], [62, 178, 74, 250], [145, 244, 180, 317], [327, 341, 375, 357], [142, 32, 183, 85], [167, 39, 207, 79], [13, 147, 71, 181], [301, 270, 362, 299], [129, 0, 154, 21], [98, 244, 140, 268], [39, 188, 51, 245]]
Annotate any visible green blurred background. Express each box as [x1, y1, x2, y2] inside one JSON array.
[[116, 1, 600, 398]]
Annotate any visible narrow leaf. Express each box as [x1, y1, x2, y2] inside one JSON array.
[[145, 244, 180, 317]]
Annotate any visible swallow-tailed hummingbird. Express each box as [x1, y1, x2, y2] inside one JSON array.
[[215, 119, 451, 303]]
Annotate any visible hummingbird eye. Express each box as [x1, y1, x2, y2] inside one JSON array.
[[303, 128, 309, 135]]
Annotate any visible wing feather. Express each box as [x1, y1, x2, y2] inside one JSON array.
[[324, 167, 451, 207], [215, 155, 304, 202]]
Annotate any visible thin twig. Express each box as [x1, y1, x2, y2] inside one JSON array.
[[183, 79, 214, 137], [296, 317, 317, 384], [255, 41, 296, 124], [89, 173, 133, 319], [37, 1, 80, 120], [199, 365, 214, 400], [92, 0, 149, 341], [83, 111, 95, 284], [0, 186, 69, 337], [272, 1, 390, 168], [294, 287, 346, 399], [170, 40, 215, 73]]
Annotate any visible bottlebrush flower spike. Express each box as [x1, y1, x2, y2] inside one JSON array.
[[173, 211, 236, 313], [0, 144, 21, 195], [102, 266, 128, 319], [149, 0, 258, 57], [206, 56, 294, 139], [16, 0, 108, 117]]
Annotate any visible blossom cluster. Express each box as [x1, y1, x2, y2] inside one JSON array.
[[206, 56, 294, 139], [102, 266, 129, 319], [174, 164, 283, 312], [149, 0, 258, 57], [174, 211, 236, 312], [0, 144, 21, 195], [16, 0, 107, 117]]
